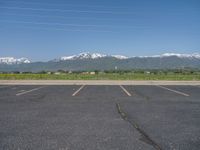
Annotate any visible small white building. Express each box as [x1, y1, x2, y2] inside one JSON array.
[[54, 72, 61, 75], [90, 72, 95, 75]]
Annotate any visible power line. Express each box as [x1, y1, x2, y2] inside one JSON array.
[[0, 25, 113, 33], [0, 20, 113, 27], [0, 0, 125, 9], [0, 13, 136, 21], [0, 20, 147, 29], [0, 6, 134, 14]]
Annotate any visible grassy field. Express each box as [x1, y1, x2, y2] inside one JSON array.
[[0, 73, 199, 80]]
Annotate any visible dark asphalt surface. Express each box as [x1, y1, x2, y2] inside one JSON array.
[[0, 85, 200, 150]]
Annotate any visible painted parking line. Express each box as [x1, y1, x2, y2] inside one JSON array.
[[16, 86, 46, 96], [72, 85, 85, 96], [18, 90, 26, 93], [156, 85, 189, 97], [119, 85, 132, 96], [0, 85, 12, 89], [191, 85, 200, 88]]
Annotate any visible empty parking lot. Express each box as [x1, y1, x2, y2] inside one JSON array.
[[0, 84, 200, 150]]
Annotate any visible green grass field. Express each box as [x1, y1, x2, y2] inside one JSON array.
[[0, 73, 199, 80]]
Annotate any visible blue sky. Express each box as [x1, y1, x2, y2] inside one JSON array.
[[0, 0, 199, 61]]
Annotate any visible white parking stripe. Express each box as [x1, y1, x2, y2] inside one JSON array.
[[156, 85, 189, 97], [0, 85, 12, 89], [16, 86, 45, 96], [18, 90, 26, 93], [120, 85, 132, 96], [72, 85, 85, 96], [191, 85, 200, 88]]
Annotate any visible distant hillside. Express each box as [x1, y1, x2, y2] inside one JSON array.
[[0, 52, 200, 72]]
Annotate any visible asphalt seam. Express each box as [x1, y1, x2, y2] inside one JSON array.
[[116, 103, 162, 150], [132, 88, 150, 100]]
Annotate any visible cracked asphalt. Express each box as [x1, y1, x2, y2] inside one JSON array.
[[0, 85, 200, 150]]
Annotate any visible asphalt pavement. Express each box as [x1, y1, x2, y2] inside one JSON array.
[[0, 85, 200, 150]]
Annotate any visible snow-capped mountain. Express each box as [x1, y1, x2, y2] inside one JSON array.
[[60, 52, 107, 60], [0, 57, 31, 65], [60, 52, 128, 60], [159, 53, 200, 59], [60, 52, 200, 61], [1, 53, 200, 65], [1, 52, 200, 72], [136, 53, 200, 59], [112, 55, 128, 59]]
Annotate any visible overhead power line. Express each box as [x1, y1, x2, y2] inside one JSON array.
[[0, 13, 135, 21], [0, 20, 147, 29], [0, 25, 113, 32], [0, 6, 134, 14], [0, 0, 125, 9]]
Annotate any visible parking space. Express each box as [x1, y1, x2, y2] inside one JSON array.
[[124, 85, 194, 101], [0, 85, 200, 150], [119, 100, 200, 150], [164, 85, 200, 100], [0, 85, 45, 100], [75, 85, 130, 98]]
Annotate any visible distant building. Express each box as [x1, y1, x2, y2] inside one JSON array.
[[90, 72, 95, 75], [81, 72, 89, 74], [54, 72, 61, 75], [146, 71, 151, 74]]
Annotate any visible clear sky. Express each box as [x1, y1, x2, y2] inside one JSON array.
[[0, 0, 199, 61]]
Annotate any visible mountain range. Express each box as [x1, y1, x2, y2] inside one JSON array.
[[0, 57, 31, 65], [0, 52, 200, 72]]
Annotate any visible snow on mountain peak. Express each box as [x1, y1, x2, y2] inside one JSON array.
[[160, 53, 200, 58], [3, 52, 198, 64], [60, 55, 77, 60], [60, 52, 129, 60], [136, 53, 200, 59], [78, 52, 107, 59], [111, 55, 128, 59], [0, 57, 31, 65], [60, 52, 106, 60], [91, 53, 107, 59]]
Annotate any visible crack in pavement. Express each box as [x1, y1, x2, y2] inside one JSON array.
[[116, 103, 162, 150]]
